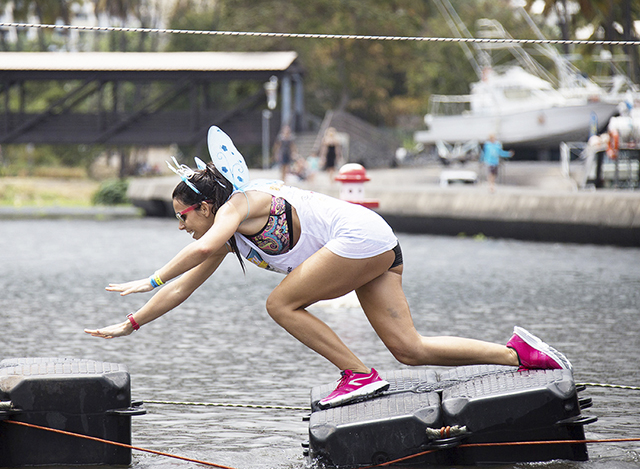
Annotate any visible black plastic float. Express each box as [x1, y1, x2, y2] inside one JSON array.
[[0, 357, 145, 467], [307, 365, 597, 467]]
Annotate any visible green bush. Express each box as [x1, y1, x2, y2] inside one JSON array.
[[92, 179, 129, 205]]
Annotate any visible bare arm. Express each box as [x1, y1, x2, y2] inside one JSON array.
[[156, 210, 240, 282], [84, 245, 228, 338], [106, 195, 248, 296]]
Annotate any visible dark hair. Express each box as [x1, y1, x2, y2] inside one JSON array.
[[172, 162, 245, 272]]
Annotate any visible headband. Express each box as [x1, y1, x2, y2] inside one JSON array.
[[166, 156, 204, 195]]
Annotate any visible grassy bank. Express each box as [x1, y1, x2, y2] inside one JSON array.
[[0, 177, 101, 207]]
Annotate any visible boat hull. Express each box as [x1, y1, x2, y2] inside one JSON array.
[[415, 101, 618, 149]]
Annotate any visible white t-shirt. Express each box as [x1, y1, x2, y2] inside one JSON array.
[[233, 181, 397, 274]]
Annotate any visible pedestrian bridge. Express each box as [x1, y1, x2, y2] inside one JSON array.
[[0, 51, 305, 147]]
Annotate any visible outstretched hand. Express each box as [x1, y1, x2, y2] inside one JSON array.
[[106, 278, 154, 296], [88, 278, 153, 338], [84, 321, 132, 339]]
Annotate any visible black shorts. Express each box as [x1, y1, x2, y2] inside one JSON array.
[[390, 243, 403, 269]]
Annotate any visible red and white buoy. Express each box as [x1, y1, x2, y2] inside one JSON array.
[[334, 163, 379, 209]]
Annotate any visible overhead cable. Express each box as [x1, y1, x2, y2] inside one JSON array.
[[1, 22, 639, 46]]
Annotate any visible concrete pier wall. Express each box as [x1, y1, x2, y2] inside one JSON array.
[[369, 186, 640, 246], [127, 163, 640, 247]]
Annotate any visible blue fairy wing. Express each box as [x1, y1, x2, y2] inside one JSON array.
[[207, 126, 249, 191], [194, 157, 207, 170]]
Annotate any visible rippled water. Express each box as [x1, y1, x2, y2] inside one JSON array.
[[1, 218, 639, 469]]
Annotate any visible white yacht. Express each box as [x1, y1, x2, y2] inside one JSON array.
[[414, 5, 628, 151], [414, 65, 619, 148]]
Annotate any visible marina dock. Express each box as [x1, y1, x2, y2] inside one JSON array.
[[127, 161, 640, 247]]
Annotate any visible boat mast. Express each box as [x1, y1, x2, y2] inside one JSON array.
[[432, 0, 484, 80]]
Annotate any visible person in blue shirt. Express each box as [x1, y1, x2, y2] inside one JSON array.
[[481, 134, 514, 192]]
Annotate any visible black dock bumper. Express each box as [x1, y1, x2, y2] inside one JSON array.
[[308, 365, 596, 467], [0, 357, 146, 467]]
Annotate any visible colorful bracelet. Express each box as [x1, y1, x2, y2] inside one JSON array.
[[149, 274, 164, 288], [127, 313, 140, 331]]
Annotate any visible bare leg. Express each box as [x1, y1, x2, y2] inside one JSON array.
[[266, 248, 392, 373], [356, 265, 518, 366], [487, 172, 496, 192], [266, 248, 519, 371]]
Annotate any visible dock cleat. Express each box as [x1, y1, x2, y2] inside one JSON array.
[[507, 326, 573, 371], [318, 368, 389, 409]]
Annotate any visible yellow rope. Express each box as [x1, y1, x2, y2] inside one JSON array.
[[144, 399, 308, 411], [578, 382, 640, 391]]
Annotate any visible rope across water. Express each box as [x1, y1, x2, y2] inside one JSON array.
[[577, 382, 640, 391], [141, 381, 640, 412], [1, 381, 638, 468], [144, 399, 308, 411], [4, 419, 640, 469]]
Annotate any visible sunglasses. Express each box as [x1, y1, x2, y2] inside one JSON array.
[[175, 200, 211, 222]]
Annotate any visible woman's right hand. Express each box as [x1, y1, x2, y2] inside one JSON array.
[[106, 278, 154, 296], [84, 320, 132, 339]]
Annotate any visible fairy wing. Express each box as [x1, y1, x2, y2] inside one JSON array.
[[207, 126, 249, 191]]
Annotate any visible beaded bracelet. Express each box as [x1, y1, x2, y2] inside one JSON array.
[[149, 274, 164, 288], [127, 313, 140, 331]]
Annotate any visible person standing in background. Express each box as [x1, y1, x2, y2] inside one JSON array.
[[273, 125, 297, 182], [481, 134, 514, 192], [319, 127, 343, 182]]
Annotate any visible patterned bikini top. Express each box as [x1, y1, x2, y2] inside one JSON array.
[[244, 196, 294, 255]]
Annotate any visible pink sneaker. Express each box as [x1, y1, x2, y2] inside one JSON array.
[[318, 368, 390, 409], [507, 326, 572, 371]]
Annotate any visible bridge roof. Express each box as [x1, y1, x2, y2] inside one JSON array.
[[0, 51, 301, 79]]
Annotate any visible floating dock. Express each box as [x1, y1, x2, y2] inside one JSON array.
[[0, 357, 145, 467], [307, 365, 596, 467]]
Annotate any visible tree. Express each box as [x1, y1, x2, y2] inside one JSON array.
[[167, 0, 562, 126], [526, 0, 640, 82], [94, 0, 144, 51], [32, 0, 82, 50], [0, 0, 84, 50], [0, 0, 31, 50], [166, 0, 438, 125]]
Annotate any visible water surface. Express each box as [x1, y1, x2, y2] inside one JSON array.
[[1, 219, 639, 468]]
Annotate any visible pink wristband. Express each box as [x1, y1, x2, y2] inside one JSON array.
[[127, 313, 140, 331]]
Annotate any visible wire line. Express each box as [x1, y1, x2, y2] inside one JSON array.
[[144, 399, 308, 411], [1, 22, 639, 46], [578, 382, 640, 391]]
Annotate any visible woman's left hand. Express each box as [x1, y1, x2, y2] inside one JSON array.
[[84, 321, 132, 339], [106, 278, 154, 296]]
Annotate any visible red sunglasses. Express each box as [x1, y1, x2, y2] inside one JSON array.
[[175, 200, 211, 222]]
